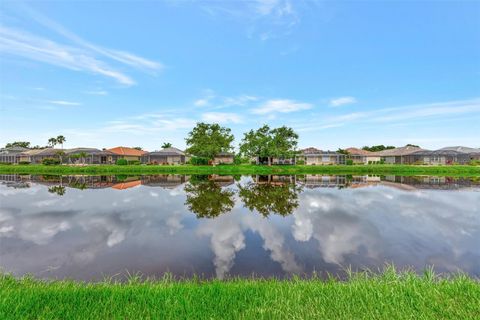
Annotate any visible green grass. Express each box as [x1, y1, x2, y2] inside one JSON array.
[[1, 164, 480, 176], [1, 268, 479, 319]]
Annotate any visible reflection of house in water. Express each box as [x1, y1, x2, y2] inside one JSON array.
[[382, 176, 480, 190], [298, 175, 346, 188], [111, 180, 142, 190], [208, 175, 235, 187], [0, 174, 31, 188], [255, 175, 296, 185], [141, 175, 189, 189], [348, 175, 382, 189]]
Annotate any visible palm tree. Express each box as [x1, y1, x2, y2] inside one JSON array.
[[162, 142, 172, 149], [55, 150, 66, 164], [56, 135, 66, 149], [48, 137, 57, 148]]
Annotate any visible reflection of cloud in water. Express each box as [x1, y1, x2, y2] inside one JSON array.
[[1, 177, 479, 280], [292, 186, 480, 274], [198, 211, 301, 278], [197, 216, 245, 279]]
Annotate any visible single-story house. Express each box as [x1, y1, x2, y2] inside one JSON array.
[[65, 148, 119, 165], [374, 146, 424, 164], [296, 147, 346, 165], [142, 147, 187, 165], [17, 148, 63, 164], [0, 146, 29, 164], [404, 146, 480, 165], [345, 147, 381, 164], [107, 146, 146, 162], [212, 152, 235, 165]]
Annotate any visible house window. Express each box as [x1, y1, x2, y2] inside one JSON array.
[[322, 155, 330, 162]]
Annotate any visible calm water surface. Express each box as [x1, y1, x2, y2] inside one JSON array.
[[1, 174, 479, 280]]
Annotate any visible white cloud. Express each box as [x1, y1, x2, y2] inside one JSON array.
[[0, 26, 136, 86], [194, 99, 210, 107], [48, 100, 81, 106], [329, 96, 357, 107], [252, 99, 312, 115], [0, 5, 162, 86], [202, 112, 243, 124], [223, 95, 258, 107], [85, 90, 108, 96]]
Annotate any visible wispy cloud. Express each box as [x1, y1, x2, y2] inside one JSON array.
[[194, 89, 216, 107], [202, 112, 243, 124], [198, 0, 300, 41], [47, 100, 81, 106], [0, 26, 135, 85], [296, 98, 480, 132], [0, 5, 162, 86], [84, 90, 108, 96], [251, 99, 312, 115], [330, 96, 357, 107]]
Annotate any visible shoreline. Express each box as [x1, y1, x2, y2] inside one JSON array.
[[0, 164, 479, 176]]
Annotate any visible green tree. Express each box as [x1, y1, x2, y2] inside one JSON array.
[[162, 142, 173, 149], [56, 135, 66, 149], [362, 145, 396, 152], [5, 141, 30, 148], [406, 144, 420, 148], [78, 152, 88, 165], [239, 125, 298, 165], [184, 179, 235, 218], [185, 123, 234, 162], [55, 150, 66, 164], [48, 138, 57, 148], [133, 147, 143, 150], [48, 185, 66, 196], [238, 177, 302, 217], [336, 148, 350, 155]]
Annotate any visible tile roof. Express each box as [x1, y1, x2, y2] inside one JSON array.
[[107, 147, 146, 156], [373, 146, 425, 156], [147, 147, 185, 156], [345, 147, 375, 156]]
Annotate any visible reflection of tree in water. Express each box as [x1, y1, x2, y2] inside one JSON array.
[[48, 185, 66, 196], [238, 180, 303, 217], [184, 177, 235, 218]]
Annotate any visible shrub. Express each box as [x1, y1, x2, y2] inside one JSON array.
[[127, 160, 141, 165], [346, 159, 354, 166], [116, 158, 128, 165], [469, 160, 480, 166], [296, 159, 305, 165], [189, 157, 209, 165], [42, 158, 61, 165], [18, 161, 30, 165]]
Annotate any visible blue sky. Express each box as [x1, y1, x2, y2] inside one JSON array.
[[1, 0, 479, 151]]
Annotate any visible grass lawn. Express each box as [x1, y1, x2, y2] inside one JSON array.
[[1, 164, 480, 176], [1, 269, 479, 319]]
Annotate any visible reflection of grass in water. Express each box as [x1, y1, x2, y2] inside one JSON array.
[[1, 266, 478, 319], [1, 164, 480, 177]]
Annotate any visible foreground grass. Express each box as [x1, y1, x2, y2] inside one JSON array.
[[1, 164, 480, 176], [1, 269, 479, 319]]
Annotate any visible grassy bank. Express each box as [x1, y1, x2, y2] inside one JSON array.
[[1, 269, 479, 319], [1, 164, 480, 176]]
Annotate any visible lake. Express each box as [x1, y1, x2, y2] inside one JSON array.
[[1, 174, 479, 281]]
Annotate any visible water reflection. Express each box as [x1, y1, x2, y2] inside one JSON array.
[[0, 174, 479, 281], [184, 175, 235, 218], [239, 176, 303, 217]]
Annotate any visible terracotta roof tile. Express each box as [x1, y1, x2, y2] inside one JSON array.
[[107, 147, 146, 156]]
